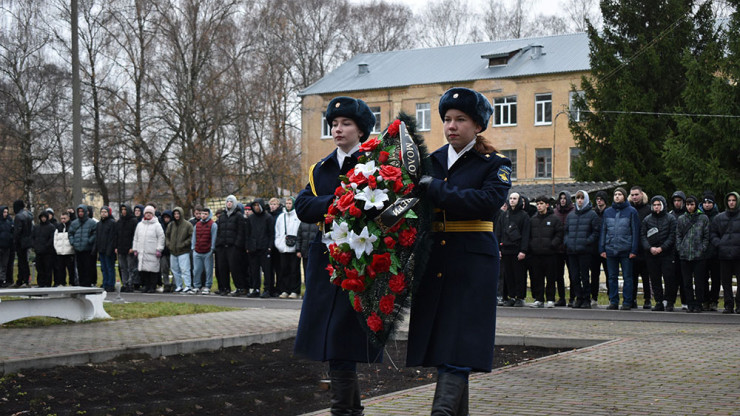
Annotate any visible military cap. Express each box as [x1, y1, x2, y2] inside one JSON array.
[[438, 87, 493, 132], [325, 96, 376, 142]]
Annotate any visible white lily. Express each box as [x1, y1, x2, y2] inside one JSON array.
[[353, 160, 377, 178], [354, 186, 389, 210], [348, 226, 378, 259], [330, 220, 350, 245]]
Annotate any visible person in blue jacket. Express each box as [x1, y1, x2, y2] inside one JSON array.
[[407, 87, 512, 415], [293, 96, 379, 415], [599, 187, 640, 310]]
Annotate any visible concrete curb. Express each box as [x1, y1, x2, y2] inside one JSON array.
[[1, 329, 296, 375]]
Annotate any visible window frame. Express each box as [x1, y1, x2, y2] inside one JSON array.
[[534, 93, 553, 126], [535, 148, 552, 179], [493, 96, 517, 127], [500, 149, 517, 181], [416, 102, 431, 131], [321, 112, 331, 138], [569, 91, 586, 122], [569, 147, 582, 178], [370, 106, 381, 134]]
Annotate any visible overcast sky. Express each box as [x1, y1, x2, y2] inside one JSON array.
[[351, 0, 564, 17]]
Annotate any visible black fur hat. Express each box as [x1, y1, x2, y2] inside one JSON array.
[[325, 96, 376, 142], [438, 87, 493, 132]]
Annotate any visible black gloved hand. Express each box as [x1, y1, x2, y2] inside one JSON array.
[[412, 175, 433, 197]]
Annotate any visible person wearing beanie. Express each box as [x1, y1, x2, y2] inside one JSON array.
[[495, 192, 530, 307], [668, 190, 688, 309], [115, 204, 138, 292], [12, 199, 33, 287], [132, 205, 165, 293], [96, 206, 117, 292], [640, 195, 677, 311], [68, 204, 98, 287], [407, 87, 512, 415], [274, 196, 301, 299], [564, 190, 600, 309], [245, 198, 274, 298], [700, 191, 721, 311], [710, 192, 740, 313], [191, 207, 217, 295], [215, 195, 247, 296], [32, 211, 56, 287], [599, 187, 640, 310], [676, 196, 710, 312], [45, 208, 58, 226], [527, 195, 565, 309], [294, 95, 379, 414], [554, 191, 574, 307]]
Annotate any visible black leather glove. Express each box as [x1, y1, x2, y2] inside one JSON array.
[[411, 175, 433, 197]]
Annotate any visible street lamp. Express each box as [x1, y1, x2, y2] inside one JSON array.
[[552, 108, 569, 197]]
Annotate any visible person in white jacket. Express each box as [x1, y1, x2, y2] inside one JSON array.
[[133, 205, 165, 293], [274, 197, 301, 299]]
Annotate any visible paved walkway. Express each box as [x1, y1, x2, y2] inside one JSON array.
[[1, 304, 739, 415]]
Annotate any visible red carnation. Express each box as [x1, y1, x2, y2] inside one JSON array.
[[403, 183, 415, 195], [399, 227, 417, 247], [383, 236, 396, 250], [348, 170, 368, 186], [379, 165, 402, 182], [328, 203, 340, 216], [379, 294, 395, 315], [334, 186, 346, 197], [371, 252, 392, 273], [344, 267, 359, 280], [325, 264, 335, 276], [368, 175, 377, 189], [342, 278, 365, 292], [387, 119, 402, 137], [338, 251, 352, 266], [389, 273, 406, 294], [379, 151, 390, 164], [349, 205, 362, 218], [325, 214, 334, 224], [393, 179, 404, 193], [367, 312, 383, 332], [359, 137, 381, 152], [336, 192, 355, 212], [365, 265, 376, 280], [353, 295, 363, 312]]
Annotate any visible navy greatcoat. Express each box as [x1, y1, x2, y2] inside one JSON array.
[[406, 143, 511, 372], [293, 149, 382, 363]]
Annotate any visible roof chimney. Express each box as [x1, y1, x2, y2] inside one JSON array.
[[358, 62, 369, 75]]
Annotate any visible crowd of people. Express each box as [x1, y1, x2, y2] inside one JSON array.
[[0, 197, 319, 300], [496, 187, 740, 314]]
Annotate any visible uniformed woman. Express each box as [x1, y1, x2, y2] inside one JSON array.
[[407, 87, 512, 415], [293, 96, 381, 415]]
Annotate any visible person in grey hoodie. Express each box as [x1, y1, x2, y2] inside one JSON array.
[[640, 195, 676, 311]]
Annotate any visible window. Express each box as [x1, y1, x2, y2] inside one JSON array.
[[321, 112, 331, 138], [569, 91, 586, 122], [535, 93, 552, 125], [535, 148, 552, 178], [370, 106, 381, 134], [493, 96, 517, 126], [570, 147, 582, 178], [500, 150, 517, 180], [416, 103, 431, 131]]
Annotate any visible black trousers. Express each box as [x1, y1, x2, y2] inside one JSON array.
[[633, 257, 650, 302], [15, 247, 30, 284], [645, 254, 674, 304], [720, 260, 740, 311], [248, 249, 271, 291], [530, 254, 557, 302], [705, 257, 721, 304], [568, 253, 592, 302], [279, 252, 301, 294], [269, 245, 280, 295], [555, 253, 568, 301], [590, 253, 605, 300], [215, 246, 245, 291], [501, 253, 527, 300], [75, 250, 97, 287], [681, 259, 706, 308], [140, 270, 159, 290], [35, 253, 54, 287], [54, 254, 75, 286]]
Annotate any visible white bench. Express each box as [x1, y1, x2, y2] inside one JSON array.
[[0, 286, 111, 324]]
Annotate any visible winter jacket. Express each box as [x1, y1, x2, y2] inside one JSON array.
[[669, 191, 687, 220], [676, 210, 710, 261], [191, 209, 217, 254], [274, 207, 301, 254], [95, 209, 117, 256], [495, 196, 530, 255], [528, 207, 563, 255], [133, 216, 165, 272], [564, 191, 600, 255], [710, 192, 740, 260], [631, 197, 652, 258], [599, 201, 639, 257], [68, 204, 97, 252], [115, 204, 138, 253], [246, 199, 274, 251], [165, 207, 193, 256], [13, 207, 33, 250], [296, 221, 319, 257], [554, 191, 574, 253], [0, 206, 13, 249], [701, 203, 720, 258], [32, 214, 56, 255], [640, 196, 676, 257], [216, 202, 245, 249]]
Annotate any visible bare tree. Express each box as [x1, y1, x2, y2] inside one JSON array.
[[561, 0, 601, 32], [342, 1, 415, 58], [416, 0, 477, 47]]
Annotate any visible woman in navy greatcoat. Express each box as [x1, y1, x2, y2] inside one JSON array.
[[407, 87, 512, 415], [294, 96, 380, 415]]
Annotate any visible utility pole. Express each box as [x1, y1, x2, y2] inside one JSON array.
[[71, 0, 82, 205]]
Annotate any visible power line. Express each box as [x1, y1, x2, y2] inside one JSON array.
[[580, 109, 740, 118]]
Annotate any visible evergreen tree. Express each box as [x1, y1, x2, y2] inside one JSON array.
[[664, 2, 740, 202], [570, 0, 706, 196]]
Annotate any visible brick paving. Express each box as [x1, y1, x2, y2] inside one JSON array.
[[1, 305, 739, 415]]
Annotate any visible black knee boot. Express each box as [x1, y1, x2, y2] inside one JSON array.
[[329, 370, 363, 416], [431, 372, 467, 416]]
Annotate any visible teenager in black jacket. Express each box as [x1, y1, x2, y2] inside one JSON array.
[[529, 196, 564, 307], [640, 195, 676, 311], [32, 212, 56, 287], [495, 192, 530, 307]]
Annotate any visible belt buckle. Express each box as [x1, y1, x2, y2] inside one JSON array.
[[432, 221, 445, 232]]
